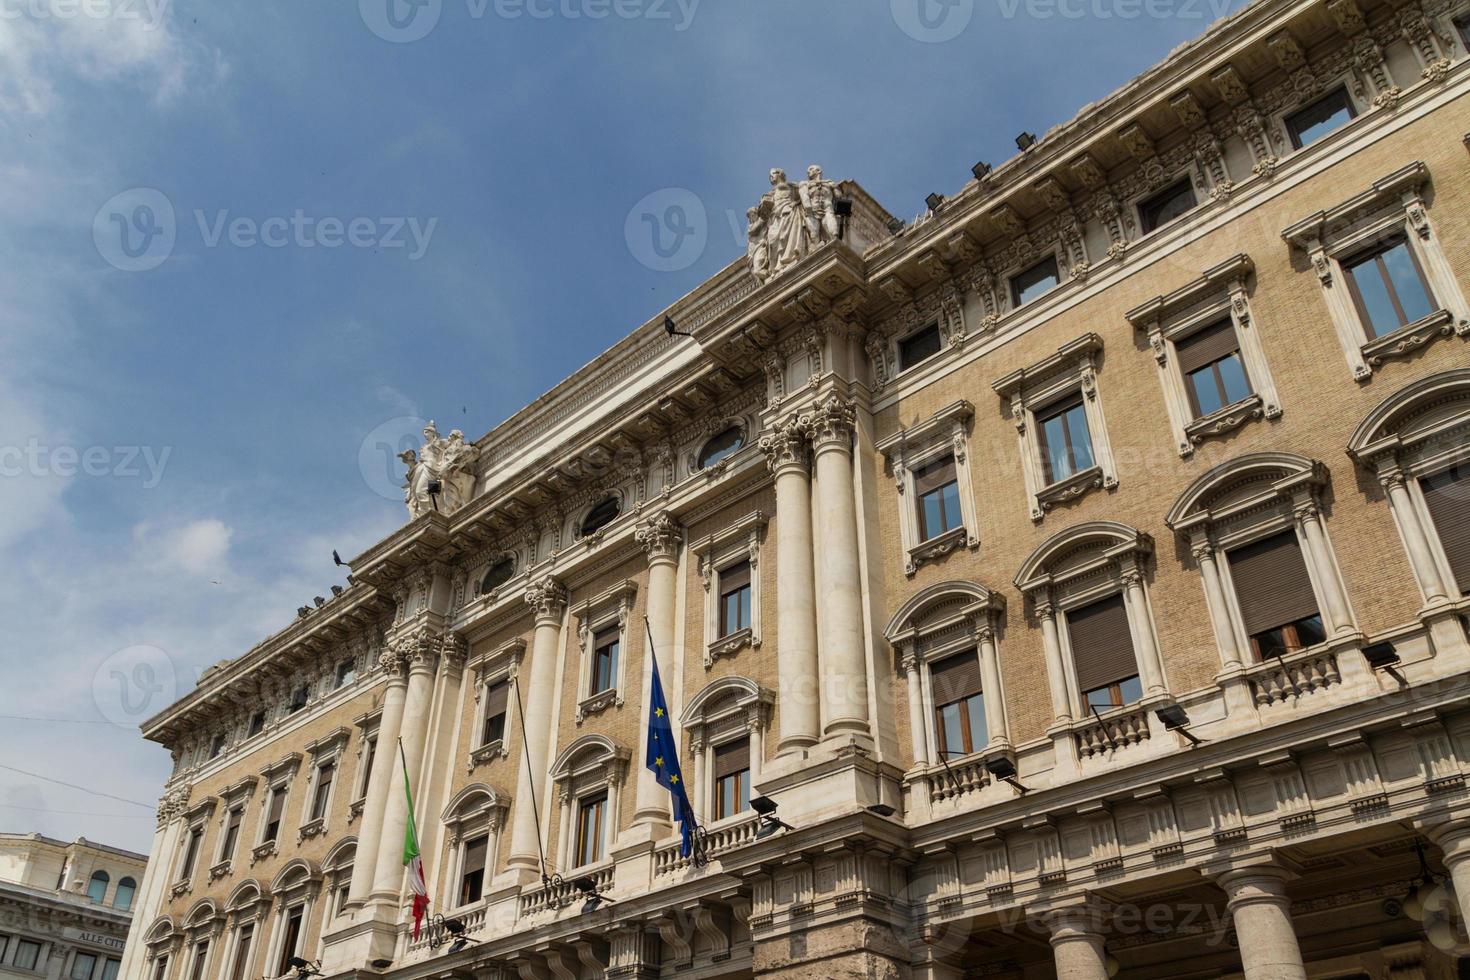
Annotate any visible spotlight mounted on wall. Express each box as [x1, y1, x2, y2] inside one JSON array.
[[984, 755, 1030, 795], [1015, 131, 1038, 151], [573, 874, 614, 914], [750, 795, 795, 839], [866, 803, 897, 818], [971, 160, 992, 180], [925, 192, 945, 213], [286, 957, 323, 978], [369, 959, 394, 971], [1362, 641, 1408, 686], [1154, 702, 1204, 747], [833, 197, 853, 239]]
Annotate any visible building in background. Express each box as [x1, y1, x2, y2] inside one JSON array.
[[0, 834, 146, 980], [120, 0, 1470, 974]]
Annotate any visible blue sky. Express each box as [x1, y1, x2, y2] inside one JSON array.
[[0, 0, 1238, 852]]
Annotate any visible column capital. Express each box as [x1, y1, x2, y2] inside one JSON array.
[[808, 394, 857, 451], [634, 512, 683, 565], [157, 785, 192, 827], [524, 578, 569, 624], [1424, 819, 1470, 863], [1215, 861, 1296, 912], [759, 417, 810, 477]]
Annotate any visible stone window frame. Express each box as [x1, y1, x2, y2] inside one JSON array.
[[439, 784, 510, 911], [549, 735, 630, 874], [1272, 77, 1363, 153], [993, 333, 1118, 522], [140, 918, 178, 980], [571, 581, 637, 723], [251, 753, 301, 861], [318, 839, 356, 931], [884, 582, 1013, 790], [468, 638, 524, 770], [691, 512, 767, 668], [689, 417, 753, 479], [347, 707, 380, 821], [172, 798, 217, 895], [264, 861, 319, 976], [296, 727, 349, 843], [1003, 249, 1064, 313], [681, 676, 772, 828], [1282, 161, 1469, 382], [876, 400, 980, 576], [222, 879, 270, 980], [1127, 253, 1283, 456], [1166, 453, 1364, 712], [209, 777, 256, 878], [1126, 163, 1207, 240], [1348, 369, 1470, 662], [179, 900, 222, 980]]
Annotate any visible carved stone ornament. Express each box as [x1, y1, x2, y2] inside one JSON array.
[[808, 395, 857, 450], [157, 785, 191, 827], [747, 165, 841, 284], [635, 511, 683, 562], [759, 417, 810, 475], [400, 419, 480, 520], [524, 578, 569, 623]]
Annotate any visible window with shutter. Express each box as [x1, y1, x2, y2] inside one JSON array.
[[591, 627, 619, 695], [713, 740, 751, 819], [1422, 465, 1470, 594], [914, 456, 962, 541], [1226, 530, 1325, 659], [1066, 595, 1141, 709], [719, 561, 752, 637], [575, 795, 607, 867], [229, 926, 253, 980], [311, 762, 335, 821], [459, 834, 488, 906], [929, 650, 987, 758], [1038, 395, 1096, 484], [482, 681, 509, 745], [1176, 319, 1251, 418]]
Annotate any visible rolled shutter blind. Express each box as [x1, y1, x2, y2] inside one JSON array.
[[929, 650, 984, 705], [268, 788, 286, 823], [720, 561, 751, 593], [462, 835, 488, 875], [1423, 466, 1470, 594], [914, 456, 957, 495], [1175, 318, 1240, 373], [1226, 530, 1319, 636], [1067, 595, 1137, 693], [713, 740, 750, 778], [595, 626, 619, 650], [483, 681, 509, 717]]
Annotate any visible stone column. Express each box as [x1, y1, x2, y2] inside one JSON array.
[[1217, 864, 1306, 980], [1293, 500, 1354, 637], [760, 418, 820, 754], [748, 715, 765, 784], [506, 579, 567, 876], [977, 621, 1011, 748], [117, 787, 190, 980], [1119, 561, 1166, 698], [1045, 906, 1110, 980], [346, 652, 407, 908], [556, 786, 574, 870], [1380, 470, 1451, 601], [603, 771, 624, 859], [1192, 535, 1245, 670], [902, 653, 928, 768], [1035, 594, 1074, 725], [369, 631, 438, 905], [1425, 822, 1470, 928], [809, 395, 870, 740], [633, 512, 681, 827]]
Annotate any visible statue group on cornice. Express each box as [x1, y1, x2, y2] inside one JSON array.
[[747, 165, 841, 285], [400, 420, 478, 519]]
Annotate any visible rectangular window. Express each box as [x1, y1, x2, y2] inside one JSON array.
[[575, 794, 607, 868], [929, 650, 987, 759], [15, 940, 41, 971], [1227, 530, 1325, 660], [277, 908, 303, 976], [264, 787, 286, 844], [713, 740, 751, 819], [247, 711, 265, 737], [481, 682, 509, 746], [150, 956, 168, 980], [1010, 255, 1060, 307], [333, 659, 356, 689], [229, 925, 253, 980], [188, 942, 208, 980], [1421, 465, 1470, 595], [1176, 319, 1252, 417], [718, 561, 753, 637], [310, 761, 335, 821], [180, 825, 203, 880], [1037, 394, 1096, 484], [458, 834, 488, 907], [1457, 13, 1470, 48], [1066, 595, 1141, 711], [1139, 178, 1197, 234], [101, 960, 120, 980], [287, 685, 309, 714], [914, 456, 962, 541], [591, 627, 619, 696], [221, 806, 243, 862], [209, 734, 226, 759], [1343, 236, 1435, 338], [70, 952, 98, 980], [1286, 87, 1356, 148], [0, 934, 8, 963], [898, 323, 943, 371], [359, 738, 377, 796]]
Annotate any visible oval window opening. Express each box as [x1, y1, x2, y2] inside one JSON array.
[[480, 558, 515, 595], [698, 426, 745, 470], [580, 496, 621, 537]]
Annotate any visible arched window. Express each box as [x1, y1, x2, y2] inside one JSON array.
[[549, 735, 630, 871], [114, 877, 136, 910], [579, 496, 621, 538], [697, 426, 745, 470], [87, 870, 109, 903], [479, 558, 515, 595], [440, 786, 508, 910], [682, 677, 772, 832]]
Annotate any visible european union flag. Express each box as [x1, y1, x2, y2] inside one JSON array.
[[645, 622, 699, 857]]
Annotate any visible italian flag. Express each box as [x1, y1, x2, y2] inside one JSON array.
[[400, 742, 430, 939]]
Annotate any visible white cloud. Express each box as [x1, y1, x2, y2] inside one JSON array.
[[159, 517, 232, 573]]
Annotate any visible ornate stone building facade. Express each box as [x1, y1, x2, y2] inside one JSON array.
[[123, 0, 1470, 974]]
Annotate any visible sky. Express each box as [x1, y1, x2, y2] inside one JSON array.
[[0, 0, 1243, 854]]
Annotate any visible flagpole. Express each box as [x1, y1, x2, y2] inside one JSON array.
[[509, 675, 552, 884], [397, 738, 432, 936], [644, 616, 706, 831]]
